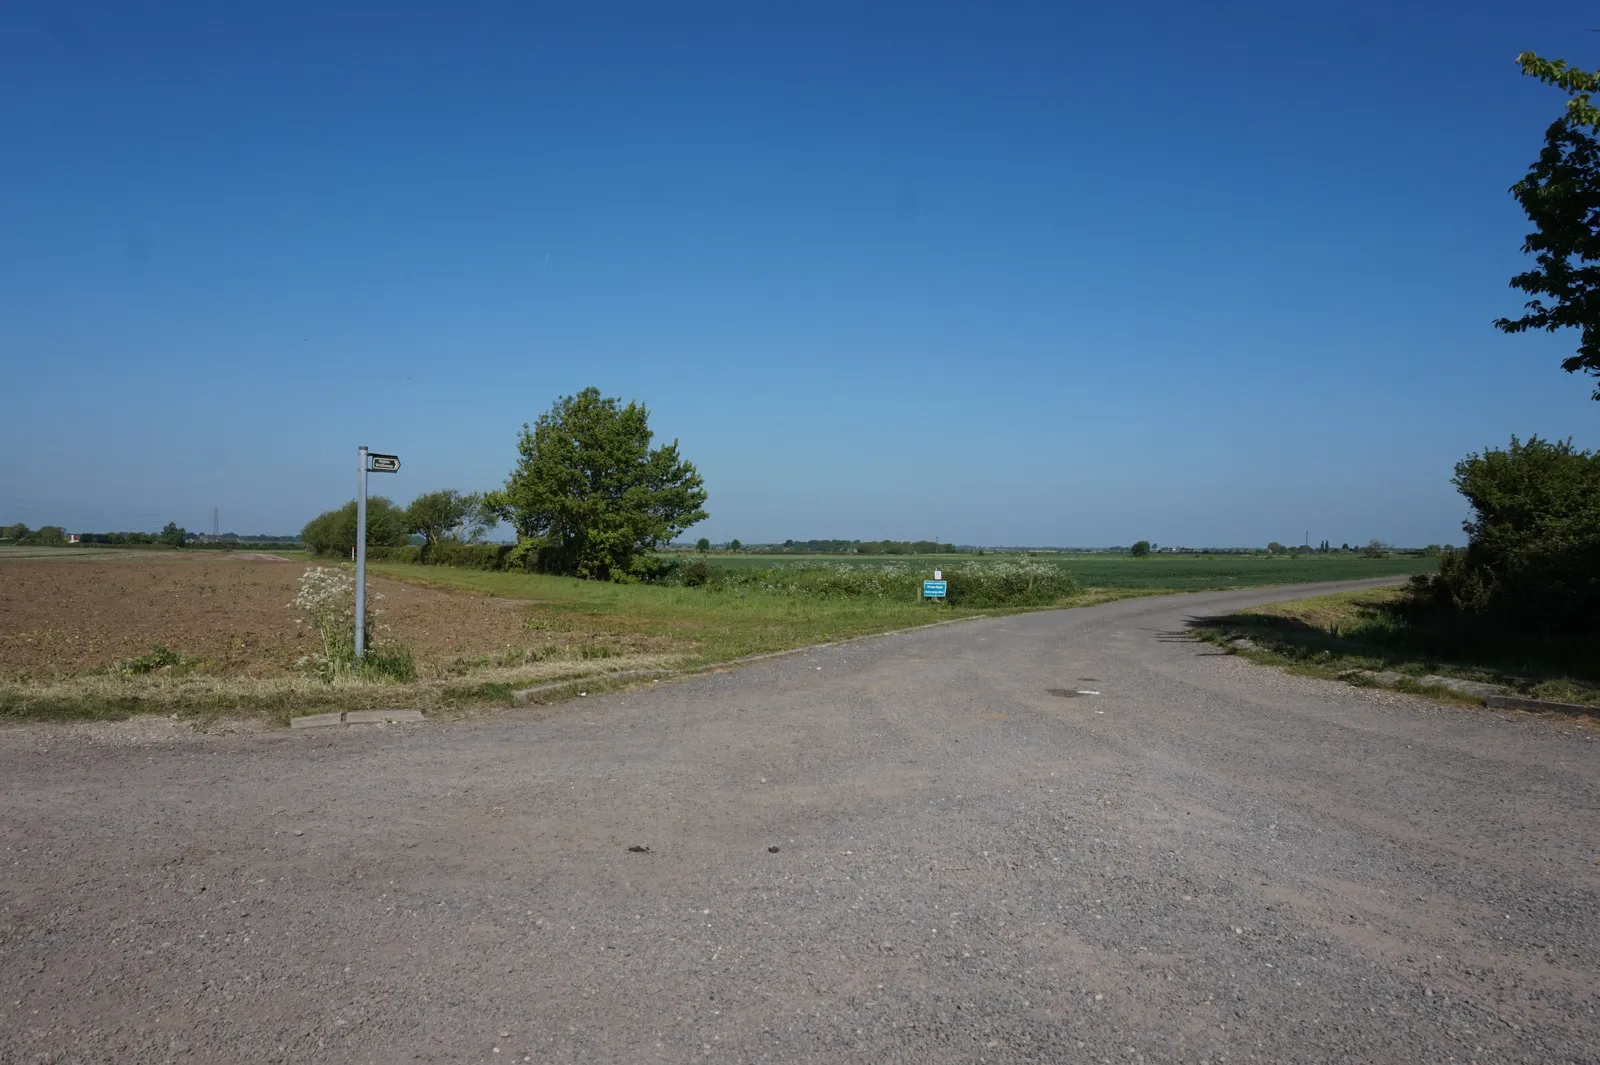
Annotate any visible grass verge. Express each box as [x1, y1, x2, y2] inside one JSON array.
[[368, 562, 1007, 667], [0, 650, 679, 727], [1189, 586, 1600, 708]]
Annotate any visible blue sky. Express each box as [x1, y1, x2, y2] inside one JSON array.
[[2, 0, 1596, 547]]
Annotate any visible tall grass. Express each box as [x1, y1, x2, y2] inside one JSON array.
[[665, 559, 1078, 607]]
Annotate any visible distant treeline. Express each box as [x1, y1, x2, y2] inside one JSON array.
[[0, 522, 300, 549], [748, 539, 963, 555], [72, 531, 301, 546]]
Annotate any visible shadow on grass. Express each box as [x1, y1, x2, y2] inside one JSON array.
[[1184, 593, 1600, 702]]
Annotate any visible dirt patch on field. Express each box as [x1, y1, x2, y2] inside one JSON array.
[[0, 558, 633, 679]]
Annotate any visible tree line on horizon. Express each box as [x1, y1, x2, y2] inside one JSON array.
[[683, 538, 963, 555]]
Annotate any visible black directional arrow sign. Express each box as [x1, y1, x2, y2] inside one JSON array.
[[368, 453, 401, 473]]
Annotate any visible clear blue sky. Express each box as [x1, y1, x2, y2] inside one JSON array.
[[2, 1, 1596, 547]]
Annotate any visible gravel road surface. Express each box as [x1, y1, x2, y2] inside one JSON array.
[[3, 580, 1596, 1064]]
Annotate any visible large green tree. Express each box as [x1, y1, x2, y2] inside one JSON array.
[[489, 388, 708, 580], [406, 489, 487, 557], [1496, 53, 1600, 398], [300, 498, 409, 556]]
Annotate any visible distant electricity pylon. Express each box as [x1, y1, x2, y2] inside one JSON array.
[[213, 508, 220, 538]]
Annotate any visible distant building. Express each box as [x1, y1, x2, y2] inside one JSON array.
[[66, 534, 81, 544]]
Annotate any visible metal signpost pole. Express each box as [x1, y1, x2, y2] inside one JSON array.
[[355, 446, 369, 659]]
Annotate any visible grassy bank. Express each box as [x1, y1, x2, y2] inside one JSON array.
[[0, 648, 680, 727], [368, 562, 1009, 666], [1192, 586, 1600, 707]]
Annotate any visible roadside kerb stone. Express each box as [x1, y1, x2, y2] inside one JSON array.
[[1485, 693, 1600, 716], [290, 712, 345, 730], [511, 670, 674, 706], [1418, 674, 1505, 699], [1333, 672, 1597, 714], [345, 710, 425, 725], [290, 710, 426, 729], [1344, 670, 1408, 687]]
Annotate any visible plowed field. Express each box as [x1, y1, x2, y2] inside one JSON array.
[[0, 555, 537, 678]]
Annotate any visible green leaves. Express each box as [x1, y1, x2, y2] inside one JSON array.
[[405, 489, 487, 555], [1498, 52, 1600, 397], [499, 388, 709, 581], [1435, 436, 1600, 629], [300, 498, 409, 556]]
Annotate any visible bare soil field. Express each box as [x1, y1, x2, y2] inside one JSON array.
[[0, 555, 592, 680]]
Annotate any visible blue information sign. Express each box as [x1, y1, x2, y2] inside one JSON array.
[[922, 579, 947, 598]]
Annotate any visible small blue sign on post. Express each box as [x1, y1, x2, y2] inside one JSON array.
[[922, 579, 947, 599]]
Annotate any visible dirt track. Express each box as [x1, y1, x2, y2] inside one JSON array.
[[1, 580, 1596, 1063]]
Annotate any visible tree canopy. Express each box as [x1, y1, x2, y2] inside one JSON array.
[[406, 490, 487, 556], [488, 388, 708, 581], [301, 498, 410, 556], [1496, 52, 1600, 398]]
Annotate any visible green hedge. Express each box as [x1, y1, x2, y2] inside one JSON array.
[[663, 559, 1078, 607], [367, 543, 516, 570]]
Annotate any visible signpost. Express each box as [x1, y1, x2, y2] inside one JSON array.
[[922, 579, 947, 600], [355, 446, 401, 658]]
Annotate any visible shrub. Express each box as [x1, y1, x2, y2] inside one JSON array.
[[115, 645, 188, 675], [355, 644, 417, 682], [663, 560, 1078, 607], [942, 561, 1079, 607], [367, 545, 423, 564], [1428, 435, 1600, 632], [425, 542, 516, 570], [289, 566, 413, 681], [301, 498, 410, 556]]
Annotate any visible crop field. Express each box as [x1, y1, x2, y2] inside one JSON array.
[[0, 544, 173, 562], [0, 552, 682, 722], [689, 552, 1436, 589], [0, 554, 553, 679]]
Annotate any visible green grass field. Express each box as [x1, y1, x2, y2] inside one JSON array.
[[368, 562, 997, 666], [684, 552, 1436, 589]]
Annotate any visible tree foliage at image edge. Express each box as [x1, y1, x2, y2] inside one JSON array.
[[1497, 52, 1600, 398]]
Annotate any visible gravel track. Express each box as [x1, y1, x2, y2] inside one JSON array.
[[2, 579, 1596, 1064]]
